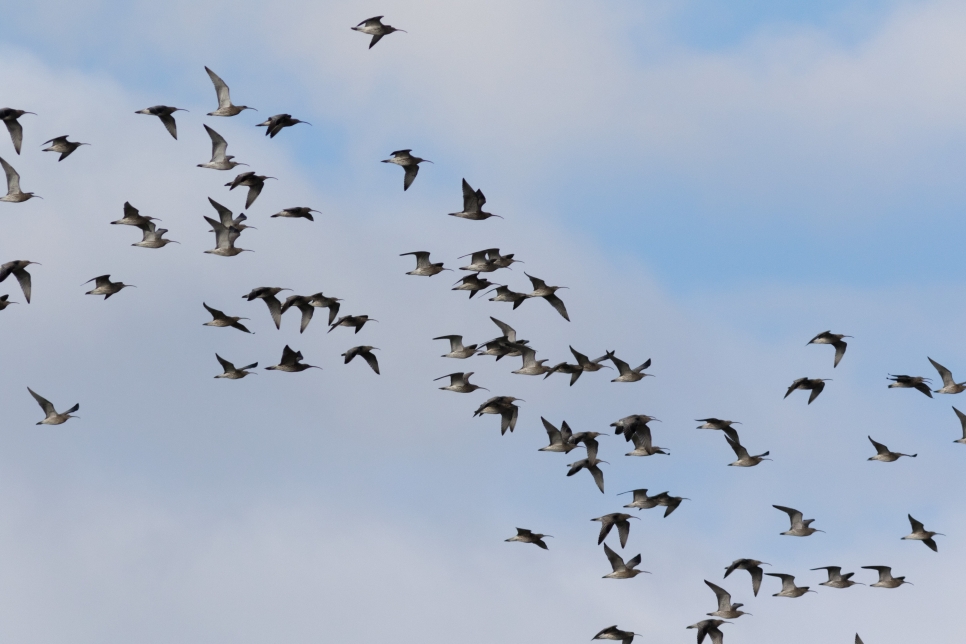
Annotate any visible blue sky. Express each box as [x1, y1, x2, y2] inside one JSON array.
[[1, 1, 965, 643]]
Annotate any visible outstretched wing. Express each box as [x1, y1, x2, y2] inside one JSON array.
[[928, 357, 954, 387], [204, 125, 228, 162], [544, 293, 570, 321], [1, 156, 21, 193], [208, 197, 234, 227], [205, 66, 232, 109], [403, 164, 419, 190], [4, 120, 24, 155], [27, 387, 55, 416], [158, 113, 178, 139], [832, 340, 847, 367], [215, 353, 234, 372]]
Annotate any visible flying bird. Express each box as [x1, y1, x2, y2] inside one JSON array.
[[132, 221, 178, 248], [902, 515, 944, 552], [592, 625, 641, 644], [0, 294, 17, 311], [773, 505, 823, 536], [567, 456, 607, 493], [382, 149, 430, 190], [198, 125, 246, 170], [601, 543, 648, 579], [766, 573, 814, 598], [202, 302, 252, 333], [625, 425, 669, 456], [696, 418, 740, 443], [0, 108, 35, 154], [243, 287, 291, 330], [256, 114, 310, 138], [592, 513, 638, 548], [867, 436, 916, 462], [452, 273, 495, 298], [435, 372, 486, 393], [214, 354, 258, 379], [954, 406, 966, 444], [135, 105, 186, 139], [619, 489, 668, 512], [307, 293, 342, 325], [725, 435, 770, 467], [448, 179, 501, 220], [928, 357, 966, 394], [862, 565, 910, 588], [434, 335, 478, 359], [686, 620, 729, 644], [539, 418, 578, 453], [271, 207, 319, 221], [225, 171, 275, 209], [41, 136, 88, 161], [83, 275, 134, 299], [524, 273, 569, 321], [704, 580, 750, 619], [473, 396, 522, 435], [485, 284, 528, 309], [1, 156, 40, 202], [277, 295, 317, 333], [784, 377, 829, 404], [352, 16, 406, 48], [505, 528, 550, 550], [0, 260, 39, 302], [205, 66, 255, 116], [811, 566, 863, 589], [512, 347, 552, 376], [27, 387, 79, 425], [607, 353, 652, 383], [400, 251, 449, 276], [328, 314, 377, 334], [264, 345, 319, 372], [342, 346, 380, 374], [807, 331, 851, 367], [204, 217, 250, 256], [111, 202, 159, 228], [887, 374, 932, 397], [724, 559, 769, 597]]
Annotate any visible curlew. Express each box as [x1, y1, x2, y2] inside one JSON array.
[[773, 505, 823, 537], [766, 573, 814, 598], [686, 620, 729, 644], [784, 377, 829, 404], [505, 528, 550, 550], [83, 275, 134, 299], [862, 566, 910, 588], [539, 417, 578, 453], [724, 559, 769, 597], [473, 396, 522, 435], [725, 435, 770, 467], [328, 314, 377, 334], [512, 347, 551, 376], [41, 136, 88, 161], [272, 207, 319, 221], [704, 580, 750, 619], [135, 105, 186, 139], [607, 353, 652, 383], [279, 295, 317, 333], [204, 217, 250, 257], [215, 354, 257, 379], [352, 16, 406, 48], [568, 456, 607, 493], [382, 149, 430, 191], [928, 357, 966, 394], [225, 171, 275, 209], [452, 273, 494, 298], [0, 260, 39, 302], [257, 113, 310, 138], [449, 179, 501, 220], [265, 345, 319, 372], [203, 302, 252, 333], [401, 251, 449, 276], [811, 566, 863, 589], [592, 513, 638, 548], [243, 287, 290, 329], [602, 543, 649, 579], [434, 335, 478, 359], [867, 436, 916, 462], [902, 514, 943, 552], [0, 108, 35, 154], [592, 625, 640, 644], [205, 67, 255, 116], [198, 125, 246, 170], [28, 388, 79, 425], [435, 372, 486, 393], [524, 273, 569, 321], [808, 331, 851, 368], [342, 346, 380, 374], [625, 425, 669, 456], [1, 156, 40, 202], [887, 374, 932, 398]]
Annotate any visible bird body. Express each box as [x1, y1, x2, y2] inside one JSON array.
[[808, 331, 851, 367], [593, 513, 638, 548], [215, 354, 257, 379], [766, 573, 814, 597], [198, 125, 246, 170], [567, 456, 607, 493], [307, 293, 342, 325], [352, 16, 406, 48], [272, 207, 319, 221], [505, 528, 550, 549], [203, 302, 251, 333], [902, 514, 943, 552], [0, 108, 35, 154], [449, 179, 500, 220], [342, 346, 380, 374], [1, 156, 40, 201], [593, 625, 640, 644], [887, 374, 932, 397], [265, 345, 319, 372], [725, 435, 769, 467], [473, 396, 522, 435], [724, 559, 769, 596], [83, 274, 133, 299], [257, 114, 310, 138], [784, 377, 829, 404], [135, 105, 185, 139], [243, 287, 290, 330], [863, 565, 910, 588], [0, 294, 16, 310], [704, 580, 750, 619], [41, 136, 88, 161], [524, 273, 569, 321], [867, 436, 916, 462], [278, 295, 317, 333], [452, 273, 494, 298], [382, 149, 430, 190], [773, 505, 823, 536], [435, 372, 486, 393], [539, 418, 578, 453], [401, 251, 448, 276], [204, 217, 250, 256], [512, 347, 551, 376], [602, 543, 648, 579], [607, 352, 652, 382], [928, 357, 966, 394], [485, 284, 528, 308], [687, 619, 728, 644], [205, 67, 254, 116], [434, 335, 478, 359], [625, 425, 669, 456], [225, 171, 275, 209], [811, 566, 863, 589], [28, 387, 79, 425], [328, 314, 377, 334], [132, 221, 178, 248], [112, 202, 159, 228]]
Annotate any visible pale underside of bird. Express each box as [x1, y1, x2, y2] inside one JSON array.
[[784, 377, 829, 404], [523, 273, 569, 321], [83, 274, 134, 299], [204, 216, 250, 256], [808, 330, 851, 367], [132, 218, 178, 248], [602, 543, 648, 578], [449, 179, 500, 220], [773, 505, 823, 536], [0, 260, 38, 302], [265, 345, 319, 372], [342, 345, 380, 374], [887, 374, 932, 397], [928, 357, 966, 394], [724, 559, 769, 597], [862, 565, 910, 588], [226, 171, 275, 209], [352, 16, 406, 48], [272, 207, 319, 221], [567, 456, 607, 493], [205, 66, 255, 116], [593, 513, 638, 548], [687, 619, 728, 644], [704, 579, 750, 619], [505, 528, 550, 549], [198, 124, 246, 170], [867, 435, 916, 462], [203, 302, 251, 333], [243, 287, 290, 329], [135, 105, 186, 139], [434, 335, 478, 359], [593, 625, 640, 644], [1, 156, 40, 202], [811, 566, 862, 589], [539, 417, 578, 453], [328, 314, 377, 334], [401, 251, 449, 276], [435, 371, 487, 393], [0, 108, 35, 155], [382, 149, 430, 190], [28, 387, 79, 425], [619, 488, 664, 511], [41, 135, 89, 161], [215, 353, 257, 379], [902, 514, 943, 552], [725, 435, 769, 467], [766, 573, 814, 597], [257, 113, 310, 138], [473, 396, 522, 435]]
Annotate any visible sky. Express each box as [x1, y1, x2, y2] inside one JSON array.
[[1, 1, 965, 642]]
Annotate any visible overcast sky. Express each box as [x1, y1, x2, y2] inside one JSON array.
[[1, 1, 965, 642]]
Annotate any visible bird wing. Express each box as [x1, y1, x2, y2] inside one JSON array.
[[215, 353, 235, 372], [725, 435, 749, 459], [584, 437, 600, 462], [773, 505, 803, 527], [915, 382, 933, 398], [42, 136, 67, 146], [279, 345, 298, 365], [856, 635, 864, 644], [589, 464, 605, 493], [955, 406, 966, 437], [625, 553, 642, 569], [708, 626, 724, 644], [631, 426, 653, 450], [475, 188, 486, 209], [297, 303, 314, 333], [785, 377, 806, 398], [232, 321, 252, 334], [158, 113, 178, 139], [93, 275, 112, 289], [264, 297, 282, 329], [616, 518, 630, 548], [832, 340, 847, 367], [807, 381, 825, 404], [610, 355, 631, 375], [633, 359, 651, 372], [603, 544, 624, 571], [526, 274, 548, 290], [208, 198, 234, 227], [490, 317, 517, 343], [361, 351, 380, 375], [13, 267, 32, 303], [1, 156, 21, 193], [908, 514, 925, 533], [570, 346, 590, 366], [868, 436, 890, 455], [923, 537, 938, 552], [928, 357, 954, 387], [541, 417, 561, 444], [205, 66, 232, 109], [559, 420, 574, 444], [596, 517, 615, 545], [4, 120, 24, 155], [203, 302, 224, 319], [245, 182, 264, 209], [204, 125, 228, 162], [461, 178, 479, 212], [368, 34, 384, 49], [750, 566, 763, 596], [403, 164, 419, 190], [862, 566, 890, 581], [704, 580, 731, 611], [544, 293, 570, 321], [27, 387, 55, 416]]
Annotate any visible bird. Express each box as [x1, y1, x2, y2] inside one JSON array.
[[867, 436, 916, 462], [539, 417, 579, 453], [725, 435, 769, 467], [704, 580, 750, 619], [0, 260, 39, 302], [602, 543, 648, 579], [696, 418, 740, 443], [954, 406, 966, 444], [808, 331, 851, 367], [505, 528, 550, 550], [571, 431, 605, 461], [448, 179, 501, 220], [512, 347, 552, 376], [264, 345, 319, 372], [452, 273, 495, 298], [434, 335, 478, 359], [862, 565, 911, 588], [0, 294, 17, 311], [342, 346, 380, 374], [545, 347, 612, 386], [382, 150, 430, 190], [206, 198, 255, 232], [625, 425, 669, 457], [611, 415, 660, 441], [204, 217, 250, 256], [83, 275, 134, 299], [766, 573, 814, 597], [400, 251, 449, 276], [724, 559, 769, 597], [887, 374, 932, 398], [592, 513, 638, 548], [271, 207, 320, 221], [619, 489, 667, 511], [135, 105, 186, 139], [592, 625, 641, 644], [1, 156, 40, 202], [27, 387, 79, 425], [902, 514, 944, 552], [474, 396, 522, 435], [256, 114, 310, 138], [225, 171, 275, 209], [328, 314, 377, 334], [773, 505, 823, 536], [567, 456, 607, 493], [127, 217, 176, 248], [784, 377, 829, 404], [607, 353, 652, 383], [458, 249, 510, 272], [352, 16, 406, 48], [276, 295, 316, 333], [205, 67, 255, 116], [811, 566, 863, 589], [524, 273, 569, 321], [928, 357, 966, 394], [243, 287, 290, 330], [41, 136, 88, 161], [485, 284, 528, 309], [0, 108, 35, 154], [111, 202, 159, 228], [214, 354, 257, 379], [202, 302, 252, 333], [653, 492, 689, 517], [197, 125, 246, 170], [308, 293, 342, 325], [686, 619, 729, 644], [435, 372, 486, 393]]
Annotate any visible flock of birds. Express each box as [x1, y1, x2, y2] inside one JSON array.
[[0, 15, 958, 644]]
